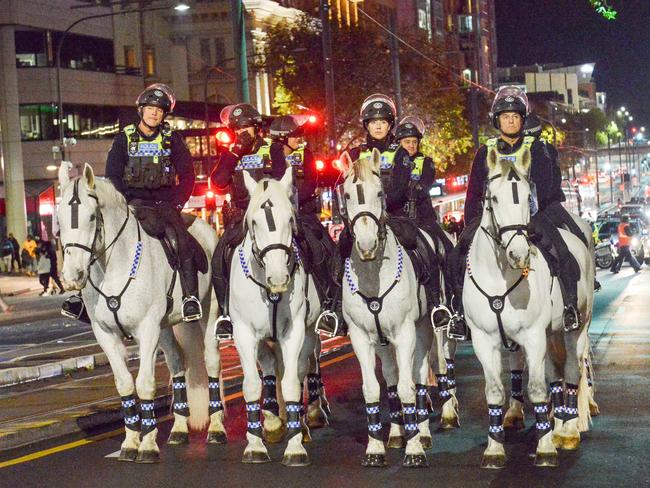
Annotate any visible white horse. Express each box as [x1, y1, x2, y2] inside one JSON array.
[[464, 155, 593, 469], [58, 163, 222, 463], [226, 167, 314, 466], [337, 149, 429, 468]]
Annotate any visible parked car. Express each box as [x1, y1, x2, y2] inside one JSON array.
[[594, 217, 650, 264]]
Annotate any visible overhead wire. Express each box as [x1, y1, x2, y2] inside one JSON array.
[[356, 6, 495, 96]]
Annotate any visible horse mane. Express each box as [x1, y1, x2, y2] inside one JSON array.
[[349, 155, 375, 183], [92, 177, 127, 209], [245, 177, 295, 227]]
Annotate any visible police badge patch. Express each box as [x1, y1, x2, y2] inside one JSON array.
[[233, 108, 243, 116], [505, 96, 514, 102], [154, 90, 163, 97], [373, 102, 383, 109]]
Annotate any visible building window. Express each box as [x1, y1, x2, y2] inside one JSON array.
[[214, 38, 226, 66], [51, 31, 115, 72], [19, 104, 58, 141], [124, 45, 137, 68], [200, 38, 211, 65], [19, 104, 119, 141], [567, 89, 574, 106], [15, 29, 48, 67], [145, 46, 156, 76], [458, 15, 473, 33]]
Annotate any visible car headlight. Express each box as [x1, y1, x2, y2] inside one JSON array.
[[631, 237, 640, 247]]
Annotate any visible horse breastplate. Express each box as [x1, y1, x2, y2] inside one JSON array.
[[123, 124, 175, 190]]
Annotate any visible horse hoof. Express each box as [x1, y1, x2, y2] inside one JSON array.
[[302, 427, 312, 444], [264, 428, 285, 444], [440, 416, 460, 430], [362, 454, 387, 467], [503, 416, 525, 430], [560, 435, 580, 451], [481, 454, 506, 469], [402, 454, 429, 468], [534, 451, 559, 467], [167, 431, 189, 445], [387, 435, 406, 449], [117, 448, 138, 462], [321, 401, 332, 418], [207, 431, 227, 444], [589, 402, 600, 416], [281, 453, 311, 467], [552, 433, 563, 449], [307, 407, 329, 429], [242, 450, 271, 464], [420, 436, 433, 450], [135, 450, 160, 464]]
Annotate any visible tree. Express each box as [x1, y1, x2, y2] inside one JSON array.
[[261, 14, 473, 173]]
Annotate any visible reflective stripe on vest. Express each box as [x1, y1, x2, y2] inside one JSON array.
[[235, 145, 271, 171], [359, 149, 395, 171], [618, 223, 631, 247], [124, 124, 171, 160]]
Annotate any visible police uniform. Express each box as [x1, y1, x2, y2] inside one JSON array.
[[104, 122, 207, 317]]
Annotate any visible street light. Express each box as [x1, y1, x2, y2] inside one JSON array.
[[56, 3, 190, 161]]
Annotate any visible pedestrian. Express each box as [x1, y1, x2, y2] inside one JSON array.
[[43, 240, 65, 294], [610, 215, 642, 274], [8, 233, 20, 272], [0, 236, 13, 272], [36, 243, 52, 296], [21, 234, 37, 276]]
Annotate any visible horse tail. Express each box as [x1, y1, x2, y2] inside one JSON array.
[[576, 332, 592, 433], [174, 323, 210, 430]]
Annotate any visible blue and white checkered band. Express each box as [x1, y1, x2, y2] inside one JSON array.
[[287, 404, 301, 412], [246, 403, 261, 412], [389, 411, 401, 419], [410, 174, 421, 181], [499, 155, 517, 163], [174, 402, 189, 409], [235, 154, 264, 170], [417, 409, 428, 416], [416, 388, 427, 396], [446, 361, 455, 370], [124, 415, 140, 425], [533, 404, 548, 414], [379, 155, 392, 171], [554, 405, 564, 413], [307, 376, 319, 384], [447, 379, 456, 387], [122, 398, 137, 408], [209, 400, 222, 408], [172, 381, 186, 389], [129, 241, 143, 278], [344, 244, 403, 295], [536, 421, 551, 430], [403, 406, 416, 415], [366, 405, 380, 415], [208, 381, 220, 389], [286, 153, 303, 166], [489, 425, 504, 433], [566, 387, 578, 395], [141, 402, 155, 411], [248, 421, 262, 429], [368, 423, 382, 432], [142, 418, 156, 426], [511, 372, 522, 380], [131, 142, 171, 157], [387, 390, 398, 399], [405, 423, 418, 431], [488, 407, 502, 416], [440, 389, 451, 398], [287, 421, 301, 429], [564, 407, 578, 415], [263, 378, 276, 386]]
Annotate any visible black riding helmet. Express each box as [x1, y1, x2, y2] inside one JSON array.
[[220, 103, 262, 130], [522, 113, 543, 138], [269, 115, 307, 140], [394, 116, 425, 141], [360, 93, 397, 129], [490, 86, 529, 129], [136, 83, 176, 114]]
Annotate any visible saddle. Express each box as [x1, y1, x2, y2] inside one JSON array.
[[387, 216, 435, 286]]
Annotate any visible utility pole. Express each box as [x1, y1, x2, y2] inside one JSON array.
[[388, 8, 402, 118], [320, 0, 336, 155], [230, 0, 249, 103], [470, 0, 481, 148]]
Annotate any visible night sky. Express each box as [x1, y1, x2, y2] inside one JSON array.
[[495, 0, 650, 127]]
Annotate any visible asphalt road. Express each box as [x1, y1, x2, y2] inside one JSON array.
[[1, 267, 649, 488]]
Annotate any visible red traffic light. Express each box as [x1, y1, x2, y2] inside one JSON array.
[[315, 159, 325, 172], [215, 128, 234, 145], [206, 190, 215, 199], [308, 114, 318, 124]]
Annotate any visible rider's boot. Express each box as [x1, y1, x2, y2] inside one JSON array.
[[61, 294, 91, 324], [214, 291, 233, 341], [594, 279, 601, 292], [447, 295, 469, 341], [316, 256, 347, 337], [562, 304, 582, 332], [179, 257, 202, 322]]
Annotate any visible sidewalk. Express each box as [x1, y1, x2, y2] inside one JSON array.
[[0, 274, 71, 327]]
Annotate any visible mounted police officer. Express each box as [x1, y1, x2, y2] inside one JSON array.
[[62, 83, 205, 323], [447, 87, 583, 340], [267, 115, 342, 335], [389, 116, 455, 327], [211, 103, 285, 339]]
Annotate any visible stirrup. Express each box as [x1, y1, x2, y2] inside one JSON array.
[[563, 306, 581, 332], [181, 296, 203, 322], [430, 305, 452, 330], [315, 310, 339, 338], [61, 295, 85, 320], [447, 314, 468, 341], [594, 280, 602, 292], [214, 315, 233, 340]]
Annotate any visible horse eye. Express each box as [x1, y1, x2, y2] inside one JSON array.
[[344, 193, 350, 200], [492, 196, 498, 203], [378, 191, 384, 198]]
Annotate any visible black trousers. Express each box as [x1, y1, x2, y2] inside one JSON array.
[[544, 202, 589, 247], [132, 201, 204, 298], [611, 245, 641, 272], [212, 213, 247, 314], [297, 212, 339, 301]]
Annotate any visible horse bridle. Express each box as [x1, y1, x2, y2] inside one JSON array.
[[249, 198, 296, 269], [340, 172, 387, 243], [482, 171, 530, 254]]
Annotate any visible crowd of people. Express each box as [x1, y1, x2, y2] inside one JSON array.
[[0, 233, 65, 296]]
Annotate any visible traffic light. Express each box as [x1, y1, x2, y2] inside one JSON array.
[[214, 127, 235, 147], [315, 159, 325, 172], [205, 189, 216, 211]]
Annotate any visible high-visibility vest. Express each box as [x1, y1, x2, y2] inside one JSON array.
[[618, 223, 631, 247]]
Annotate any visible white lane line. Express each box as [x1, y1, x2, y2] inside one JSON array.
[[0, 330, 94, 361]]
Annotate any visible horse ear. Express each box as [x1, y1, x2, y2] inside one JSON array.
[[243, 170, 257, 197], [280, 166, 293, 195], [486, 147, 498, 174], [339, 151, 353, 173], [371, 148, 381, 173], [58, 161, 73, 188], [83, 163, 95, 189]]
